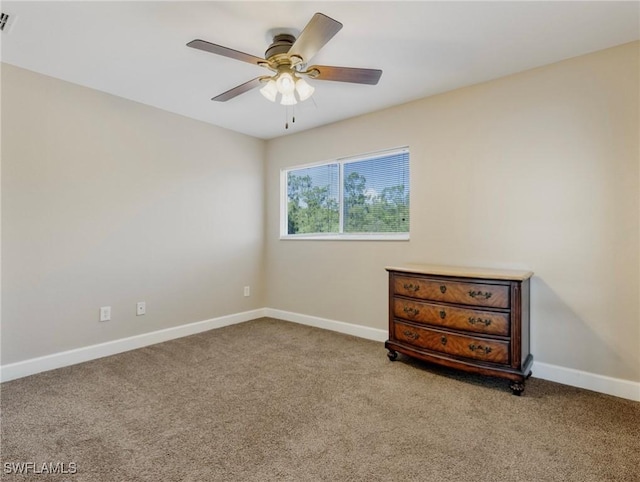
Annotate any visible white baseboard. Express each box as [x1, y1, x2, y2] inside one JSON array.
[[3, 307, 639, 402], [531, 361, 639, 402], [0, 308, 266, 383], [264, 308, 388, 342]]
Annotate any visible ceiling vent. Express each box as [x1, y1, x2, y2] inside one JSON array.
[[0, 12, 13, 32]]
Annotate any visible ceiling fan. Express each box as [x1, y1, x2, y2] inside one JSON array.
[[186, 12, 382, 105]]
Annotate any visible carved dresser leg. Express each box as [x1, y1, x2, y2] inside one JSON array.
[[509, 381, 525, 396], [387, 350, 398, 361]]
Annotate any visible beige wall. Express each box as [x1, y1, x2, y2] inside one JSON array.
[[1, 64, 265, 365], [265, 42, 640, 382], [2, 42, 639, 384]]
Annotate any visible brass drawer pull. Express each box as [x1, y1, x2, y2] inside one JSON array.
[[439, 310, 446, 319], [468, 317, 492, 327], [468, 290, 493, 300], [468, 343, 492, 355], [440, 335, 447, 346], [403, 283, 421, 292], [440, 285, 447, 294], [403, 306, 420, 317], [403, 330, 420, 340]]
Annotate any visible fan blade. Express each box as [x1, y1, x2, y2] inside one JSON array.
[[307, 65, 382, 85], [288, 13, 343, 62], [212, 77, 264, 102], [187, 39, 266, 66]]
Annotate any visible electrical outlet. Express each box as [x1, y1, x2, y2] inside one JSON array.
[[100, 306, 111, 322], [244, 286, 250, 297], [136, 301, 146, 316]]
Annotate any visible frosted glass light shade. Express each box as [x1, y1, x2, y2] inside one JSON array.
[[280, 92, 297, 105], [295, 78, 315, 101], [260, 79, 278, 102], [276, 72, 295, 94]]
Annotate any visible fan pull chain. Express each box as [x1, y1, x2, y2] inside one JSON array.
[[284, 105, 296, 130]]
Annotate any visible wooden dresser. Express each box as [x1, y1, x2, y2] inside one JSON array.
[[385, 264, 533, 395]]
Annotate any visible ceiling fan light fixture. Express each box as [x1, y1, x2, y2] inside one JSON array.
[[280, 92, 297, 106], [259, 79, 278, 102], [276, 72, 295, 95], [295, 77, 315, 101], [187, 12, 382, 132]]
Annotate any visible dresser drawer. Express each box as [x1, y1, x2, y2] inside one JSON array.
[[393, 298, 510, 336], [393, 321, 510, 364], [393, 276, 509, 308]]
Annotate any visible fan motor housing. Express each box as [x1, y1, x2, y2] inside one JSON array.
[[265, 33, 296, 60]]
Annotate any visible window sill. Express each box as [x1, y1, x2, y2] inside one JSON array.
[[279, 233, 410, 241]]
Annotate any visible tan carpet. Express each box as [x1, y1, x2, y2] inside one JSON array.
[[1, 318, 639, 481]]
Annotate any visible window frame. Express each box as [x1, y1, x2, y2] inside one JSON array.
[[280, 147, 410, 241]]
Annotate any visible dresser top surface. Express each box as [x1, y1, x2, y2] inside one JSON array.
[[386, 264, 533, 281]]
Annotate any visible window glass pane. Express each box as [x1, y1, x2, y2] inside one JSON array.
[[287, 164, 339, 235], [343, 152, 410, 233]]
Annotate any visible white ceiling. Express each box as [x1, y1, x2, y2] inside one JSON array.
[[1, 1, 638, 140]]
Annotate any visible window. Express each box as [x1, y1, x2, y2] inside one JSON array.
[[281, 147, 410, 239]]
